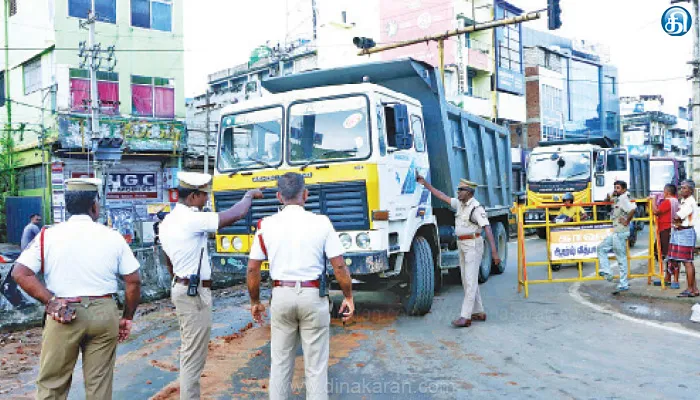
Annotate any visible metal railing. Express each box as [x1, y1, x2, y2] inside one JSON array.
[[515, 199, 662, 298]]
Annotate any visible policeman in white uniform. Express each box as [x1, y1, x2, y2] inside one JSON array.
[[247, 172, 355, 400], [13, 178, 142, 400], [159, 171, 262, 399], [417, 175, 501, 328]]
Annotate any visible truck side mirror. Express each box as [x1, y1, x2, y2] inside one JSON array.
[[393, 104, 412, 150]]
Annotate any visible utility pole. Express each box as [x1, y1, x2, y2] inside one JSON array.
[[78, 10, 117, 221], [691, 0, 700, 190], [3, 0, 14, 195], [197, 91, 216, 174]]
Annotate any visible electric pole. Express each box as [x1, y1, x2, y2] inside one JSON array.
[[197, 91, 216, 174], [78, 10, 117, 221], [3, 0, 14, 195], [691, 0, 700, 190]]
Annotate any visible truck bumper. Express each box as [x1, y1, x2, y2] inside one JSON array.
[[211, 251, 390, 277]]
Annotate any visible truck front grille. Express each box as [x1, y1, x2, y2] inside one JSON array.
[[214, 180, 370, 234]]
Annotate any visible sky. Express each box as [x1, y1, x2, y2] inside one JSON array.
[[183, 0, 694, 113]]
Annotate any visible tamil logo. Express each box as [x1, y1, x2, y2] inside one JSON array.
[[662, 6, 692, 36]]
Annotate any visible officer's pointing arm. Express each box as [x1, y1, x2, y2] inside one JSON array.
[[218, 189, 264, 228]]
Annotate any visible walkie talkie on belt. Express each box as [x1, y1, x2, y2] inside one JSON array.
[[187, 248, 205, 297]]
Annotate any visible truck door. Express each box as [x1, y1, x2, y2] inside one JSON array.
[[378, 101, 425, 220], [606, 148, 629, 185]]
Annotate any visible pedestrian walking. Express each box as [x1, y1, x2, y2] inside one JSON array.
[[597, 180, 637, 292], [159, 171, 262, 399], [416, 174, 500, 328], [668, 180, 699, 298], [20, 214, 42, 251], [650, 184, 678, 288], [11, 178, 142, 400], [247, 172, 354, 399]]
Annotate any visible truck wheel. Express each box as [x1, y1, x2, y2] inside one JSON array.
[[402, 236, 435, 316], [536, 228, 547, 240], [490, 222, 508, 275]]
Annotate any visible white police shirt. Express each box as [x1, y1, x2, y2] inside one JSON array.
[[249, 205, 344, 281], [159, 204, 219, 280], [16, 215, 140, 297]]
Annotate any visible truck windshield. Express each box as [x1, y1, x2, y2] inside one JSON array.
[[218, 107, 283, 172], [528, 152, 591, 182], [650, 161, 675, 192], [288, 96, 371, 165]]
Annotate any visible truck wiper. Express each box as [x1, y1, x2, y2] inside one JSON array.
[[300, 148, 357, 171], [228, 157, 276, 177]]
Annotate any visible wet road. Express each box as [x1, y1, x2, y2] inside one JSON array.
[[7, 232, 700, 399]]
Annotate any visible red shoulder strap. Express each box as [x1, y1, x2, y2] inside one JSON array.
[[39, 227, 46, 274], [256, 219, 268, 259]]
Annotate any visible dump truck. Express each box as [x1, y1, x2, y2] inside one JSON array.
[[210, 58, 512, 316]]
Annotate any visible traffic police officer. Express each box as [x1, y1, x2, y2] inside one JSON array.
[[247, 172, 355, 400], [416, 175, 501, 328], [159, 171, 262, 399], [12, 178, 142, 400]]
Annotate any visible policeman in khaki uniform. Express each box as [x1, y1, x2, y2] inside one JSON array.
[[159, 171, 262, 399], [417, 175, 501, 328], [247, 172, 355, 400], [12, 178, 142, 400]]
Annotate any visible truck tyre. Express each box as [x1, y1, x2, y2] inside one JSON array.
[[402, 236, 435, 316], [536, 228, 547, 240], [490, 222, 508, 275]]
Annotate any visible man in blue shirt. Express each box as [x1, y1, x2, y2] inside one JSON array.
[[20, 214, 42, 251]]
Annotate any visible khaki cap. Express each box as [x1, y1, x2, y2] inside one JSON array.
[[64, 178, 102, 192], [178, 171, 212, 193], [457, 179, 477, 192]]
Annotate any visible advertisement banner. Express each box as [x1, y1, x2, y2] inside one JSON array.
[[549, 223, 613, 261], [71, 172, 159, 200]]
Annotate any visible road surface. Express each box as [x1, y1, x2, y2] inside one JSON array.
[[2, 232, 700, 399]]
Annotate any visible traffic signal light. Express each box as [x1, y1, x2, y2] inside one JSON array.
[[353, 37, 376, 50], [548, 0, 562, 30]]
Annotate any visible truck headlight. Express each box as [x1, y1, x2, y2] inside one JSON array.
[[356, 233, 370, 249], [232, 236, 243, 251], [221, 236, 231, 250], [339, 233, 352, 249]]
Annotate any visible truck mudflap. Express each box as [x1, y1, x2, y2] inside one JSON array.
[[211, 250, 390, 277]]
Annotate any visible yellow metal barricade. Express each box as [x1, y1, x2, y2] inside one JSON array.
[[516, 199, 664, 298]]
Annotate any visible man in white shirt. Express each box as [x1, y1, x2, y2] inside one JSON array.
[[159, 171, 262, 399], [247, 172, 354, 400], [668, 180, 699, 297], [12, 178, 141, 400]]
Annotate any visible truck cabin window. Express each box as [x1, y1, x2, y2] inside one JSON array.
[[218, 107, 283, 171], [650, 160, 675, 192], [288, 96, 370, 164], [527, 152, 591, 182], [606, 152, 627, 171]]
